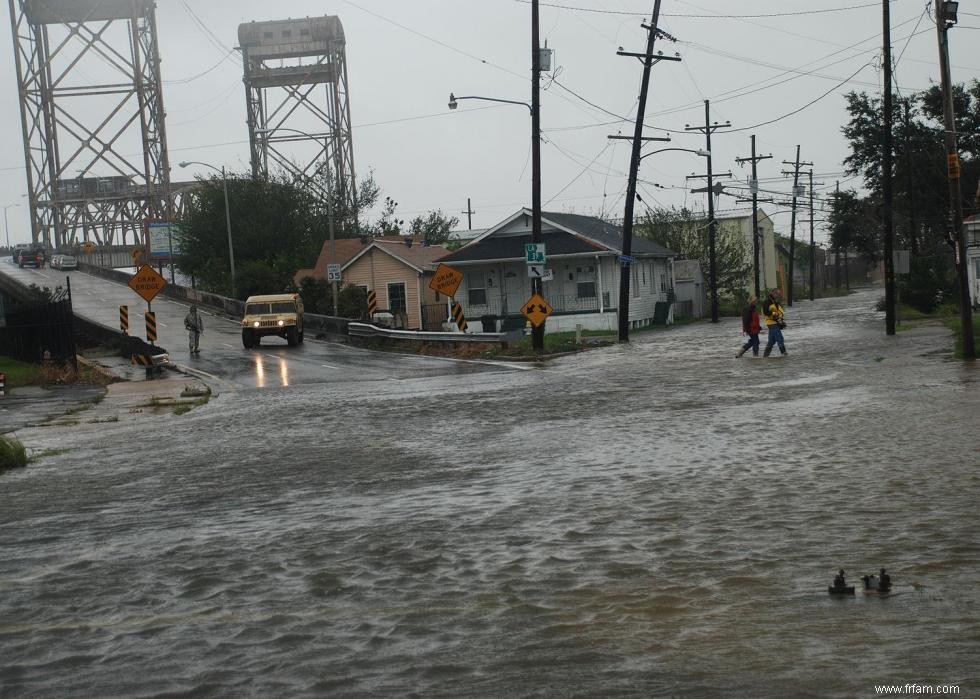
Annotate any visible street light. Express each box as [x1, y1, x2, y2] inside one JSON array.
[[448, 89, 545, 349], [179, 161, 236, 298], [3, 203, 21, 250], [639, 147, 710, 161], [448, 92, 532, 113], [255, 126, 341, 316]]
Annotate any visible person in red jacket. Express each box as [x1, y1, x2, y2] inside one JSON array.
[[736, 296, 761, 357]]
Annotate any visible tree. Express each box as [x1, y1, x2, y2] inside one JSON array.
[[177, 171, 324, 299], [827, 189, 879, 263], [296, 277, 367, 318], [635, 206, 751, 299], [409, 209, 459, 245], [374, 196, 404, 236]]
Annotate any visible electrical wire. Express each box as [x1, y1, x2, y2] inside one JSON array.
[[516, 1, 885, 19]]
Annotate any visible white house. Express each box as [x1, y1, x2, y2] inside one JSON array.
[[437, 209, 677, 333], [711, 209, 779, 293], [966, 214, 979, 307]]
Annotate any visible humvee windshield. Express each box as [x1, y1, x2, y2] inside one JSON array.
[[246, 302, 297, 315]]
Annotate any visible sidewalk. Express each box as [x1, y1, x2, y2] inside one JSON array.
[[0, 358, 212, 438]]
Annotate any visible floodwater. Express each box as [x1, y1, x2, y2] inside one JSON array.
[[2, 288, 978, 697]]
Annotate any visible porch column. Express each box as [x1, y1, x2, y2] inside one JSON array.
[[597, 254, 604, 313]]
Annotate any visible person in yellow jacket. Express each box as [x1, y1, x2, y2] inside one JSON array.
[[763, 289, 787, 357]]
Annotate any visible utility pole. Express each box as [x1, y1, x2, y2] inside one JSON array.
[[903, 99, 919, 256], [834, 181, 841, 291], [462, 198, 475, 230], [781, 146, 812, 306], [934, 0, 975, 359], [808, 171, 817, 301], [615, 0, 680, 343], [531, 0, 544, 351], [735, 135, 772, 298], [883, 0, 896, 336], [685, 100, 731, 322]]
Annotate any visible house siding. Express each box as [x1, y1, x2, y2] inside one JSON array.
[[344, 248, 428, 329]]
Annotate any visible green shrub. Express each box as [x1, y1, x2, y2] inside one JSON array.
[[0, 435, 28, 472]]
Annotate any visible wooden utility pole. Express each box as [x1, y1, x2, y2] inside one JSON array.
[[883, 0, 896, 336], [782, 146, 812, 306], [531, 0, 544, 350], [933, 0, 975, 358], [685, 101, 731, 322], [735, 135, 772, 299], [615, 0, 680, 342], [462, 198, 475, 230]]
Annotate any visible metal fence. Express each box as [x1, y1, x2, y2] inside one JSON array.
[[0, 285, 77, 367]]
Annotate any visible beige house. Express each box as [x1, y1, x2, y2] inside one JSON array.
[[342, 237, 449, 330]]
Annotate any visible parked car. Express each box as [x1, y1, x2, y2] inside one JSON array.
[[50, 254, 77, 270]]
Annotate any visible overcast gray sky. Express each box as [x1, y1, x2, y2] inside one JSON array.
[[1, 0, 978, 248]]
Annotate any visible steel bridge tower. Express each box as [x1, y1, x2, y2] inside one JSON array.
[[239, 16, 358, 222], [8, 0, 174, 249]]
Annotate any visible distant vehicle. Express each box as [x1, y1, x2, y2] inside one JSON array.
[[50, 254, 77, 270], [12, 243, 30, 263], [241, 293, 305, 349], [16, 245, 45, 268]]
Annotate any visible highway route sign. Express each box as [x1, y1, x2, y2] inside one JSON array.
[[521, 292, 554, 328], [327, 264, 343, 282], [525, 243, 546, 264], [128, 264, 167, 303], [429, 263, 464, 297]]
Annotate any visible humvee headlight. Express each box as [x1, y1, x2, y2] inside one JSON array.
[[253, 321, 260, 328], [277, 320, 284, 326]]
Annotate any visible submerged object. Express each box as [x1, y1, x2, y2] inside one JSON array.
[[829, 568, 855, 595], [863, 568, 892, 592]]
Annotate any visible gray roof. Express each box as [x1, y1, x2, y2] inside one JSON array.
[[542, 211, 677, 257]]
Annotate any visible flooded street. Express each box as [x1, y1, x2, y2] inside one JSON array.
[[2, 288, 978, 697]]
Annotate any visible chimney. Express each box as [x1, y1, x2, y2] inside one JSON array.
[[359, 235, 370, 245], [404, 237, 413, 248]]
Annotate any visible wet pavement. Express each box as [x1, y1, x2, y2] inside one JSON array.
[[1, 287, 978, 697]]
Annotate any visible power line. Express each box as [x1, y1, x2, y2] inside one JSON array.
[[516, 1, 885, 19]]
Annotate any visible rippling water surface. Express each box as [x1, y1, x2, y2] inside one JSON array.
[[2, 289, 978, 697]]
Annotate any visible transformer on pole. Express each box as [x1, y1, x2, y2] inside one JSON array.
[[239, 16, 358, 225], [7, 0, 175, 249]]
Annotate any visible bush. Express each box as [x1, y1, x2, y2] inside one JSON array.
[[0, 434, 28, 472], [899, 254, 957, 313]]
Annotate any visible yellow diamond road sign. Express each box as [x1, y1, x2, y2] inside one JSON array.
[[128, 264, 167, 303], [521, 293, 554, 328], [429, 263, 464, 298]]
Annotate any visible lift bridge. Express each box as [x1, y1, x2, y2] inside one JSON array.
[[6, 0, 199, 250], [239, 16, 358, 221], [8, 3, 358, 251]]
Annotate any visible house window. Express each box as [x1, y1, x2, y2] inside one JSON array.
[[660, 273, 667, 293], [263, 31, 274, 40], [387, 282, 406, 312], [300, 28, 310, 36], [632, 264, 640, 297], [576, 265, 596, 299], [282, 29, 293, 38], [642, 264, 647, 286], [467, 273, 487, 306]]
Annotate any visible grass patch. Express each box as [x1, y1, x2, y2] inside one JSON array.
[[944, 312, 980, 360], [0, 434, 28, 472], [0, 355, 113, 389], [493, 328, 616, 357], [0, 356, 41, 388]]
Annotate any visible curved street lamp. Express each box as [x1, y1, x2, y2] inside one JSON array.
[[448, 92, 532, 113], [179, 160, 236, 298]]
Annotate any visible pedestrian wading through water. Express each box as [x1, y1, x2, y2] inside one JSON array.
[[736, 296, 761, 357], [762, 289, 787, 357]]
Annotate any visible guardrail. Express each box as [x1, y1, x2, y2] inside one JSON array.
[[348, 322, 520, 345]]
